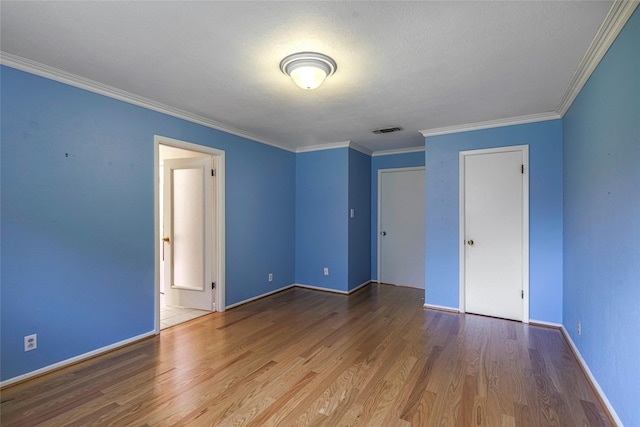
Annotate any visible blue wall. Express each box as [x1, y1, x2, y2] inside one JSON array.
[[0, 66, 296, 381], [370, 151, 426, 279], [295, 149, 349, 291], [424, 121, 564, 323], [348, 149, 371, 290], [563, 8, 639, 425]]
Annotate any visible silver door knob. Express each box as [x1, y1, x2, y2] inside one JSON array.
[[467, 239, 474, 246], [381, 231, 387, 236]]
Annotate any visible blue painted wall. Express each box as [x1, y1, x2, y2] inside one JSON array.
[[348, 149, 371, 290], [295, 149, 349, 291], [424, 121, 563, 323], [370, 151, 426, 279], [563, 8, 639, 425], [0, 66, 296, 381]]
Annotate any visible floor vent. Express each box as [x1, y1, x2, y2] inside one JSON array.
[[372, 126, 403, 134]]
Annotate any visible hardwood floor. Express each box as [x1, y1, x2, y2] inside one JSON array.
[[1, 284, 612, 426]]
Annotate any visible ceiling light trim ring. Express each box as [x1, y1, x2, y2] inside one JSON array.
[[280, 52, 337, 90]]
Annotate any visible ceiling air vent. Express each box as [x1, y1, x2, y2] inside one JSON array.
[[372, 126, 403, 134]]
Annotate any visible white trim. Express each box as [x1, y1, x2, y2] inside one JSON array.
[[296, 141, 351, 153], [529, 319, 563, 329], [372, 146, 425, 157], [348, 280, 373, 294], [296, 141, 372, 156], [423, 303, 460, 313], [459, 145, 529, 323], [349, 142, 373, 156], [294, 283, 350, 295], [225, 285, 295, 310], [420, 112, 560, 138], [0, 331, 155, 388], [377, 167, 426, 285], [560, 326, 623, 426], [294, 282, 372, 295], [0, 52, 294, 153], [225, 281, 372, 310], [556, 1, 639, 116], [154, 136, 227, 334]]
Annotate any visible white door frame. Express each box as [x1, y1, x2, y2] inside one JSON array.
[[459, 145, 529, 322], [377, 166, 426, 285], [154, 135, 226, 334]]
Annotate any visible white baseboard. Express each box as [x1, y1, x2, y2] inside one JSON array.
[[423, 303, 460, 313], [225, 284, 295, 309], [294, 281, 372, 295], [349, 280, 372, 293], [294, 283, 349, 295], [529, 319, 563, 328], [559, 325, 622, 426], [0, 330, 156, 388]]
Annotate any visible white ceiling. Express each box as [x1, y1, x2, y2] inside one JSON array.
[[0, 1, 614, 153]]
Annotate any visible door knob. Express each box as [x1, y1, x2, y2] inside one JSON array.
[[162, 237, 170, 243], [381, 231, 387, 236], [467, 239, 474, 246]]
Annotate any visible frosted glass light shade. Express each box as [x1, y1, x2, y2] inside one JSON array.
[[280, 52, 337, 90]]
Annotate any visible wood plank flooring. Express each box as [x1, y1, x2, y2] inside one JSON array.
[[1, 284, 612, 426]]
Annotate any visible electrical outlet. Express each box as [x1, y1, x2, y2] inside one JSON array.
[[268, 273, 273, 282], [350, 208, 355, 218], [577, 320, 581, 335], [24, 334, 37, 352], [323, 267, 329, 276]]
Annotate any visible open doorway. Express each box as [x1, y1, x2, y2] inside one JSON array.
[[154, 136, 226, 332]]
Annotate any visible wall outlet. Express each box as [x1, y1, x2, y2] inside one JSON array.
[[350, 208, 355, 218], [268, 273, 273, 282], [323, 267, 329, 276], [577, 320, 581, 335], [24, 334, 37, 352]]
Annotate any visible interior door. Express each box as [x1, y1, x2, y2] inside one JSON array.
[[163, 157, 213, 311], [379, 168, 425, 288], [462, 147, 527, 321]]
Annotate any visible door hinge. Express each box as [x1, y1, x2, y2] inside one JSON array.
[[521, 164, 524, 174], [521, 290, 524, 299], [211, 169, 216, 177], [212, 282, 216, 289]]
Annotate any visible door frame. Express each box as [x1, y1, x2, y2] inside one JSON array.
[[154, 135, 226, 334], [459, 145, 529, 322], [377, 166, 426, 285]]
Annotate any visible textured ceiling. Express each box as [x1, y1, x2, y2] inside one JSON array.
[[0, 1, 613, 153]]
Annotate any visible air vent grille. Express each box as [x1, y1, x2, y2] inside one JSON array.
[[372, 126, 403, 134]]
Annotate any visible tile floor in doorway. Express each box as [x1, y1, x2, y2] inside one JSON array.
[[160, 293, 211, 330]]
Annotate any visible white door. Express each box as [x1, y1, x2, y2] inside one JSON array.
[[461, 146, 528, 321], [163, 157, 213, 311], [379, 167, 425, 288]]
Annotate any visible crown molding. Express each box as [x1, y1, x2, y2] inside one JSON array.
[[296, 141, 372, 156], [349, 141, 373, 156], [420, 112, 561, 138], [556, 0, 639, 116], [372, 146, 425, 157], [296, 141, 351, 153], [0, 51, 296, 153]]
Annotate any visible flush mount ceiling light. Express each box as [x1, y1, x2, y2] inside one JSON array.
[[280, 52, 337, 90]]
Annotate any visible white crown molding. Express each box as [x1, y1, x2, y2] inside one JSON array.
[[349, 141, 373, 156], [556, 0, 639, 116], [296, 141, 351, 153], [296, 141, 372, 156], [0, 51, 296, 153], [420, 112, 561, 138], [372, 146, 425, 157]]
